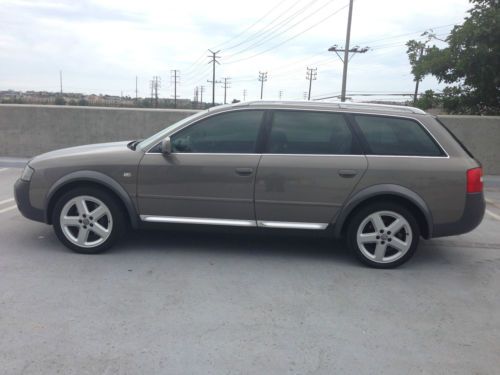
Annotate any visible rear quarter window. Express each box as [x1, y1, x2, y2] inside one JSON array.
[[353, 114, 445, 156]]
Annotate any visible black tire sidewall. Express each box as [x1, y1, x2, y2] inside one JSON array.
[[52, 187, 125, 254], [347, 202, 420, 268]]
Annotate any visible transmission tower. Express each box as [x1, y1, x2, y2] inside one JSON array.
[[200, 85, 205, 109], [279, 90, 283, 100], [243, 89, 247, 101], [171, 70, 180, 108], [306, 67, 317, 100], [150, 76, 161, 107], [258, 72, 268, 100], [207, 49, 221, 106]]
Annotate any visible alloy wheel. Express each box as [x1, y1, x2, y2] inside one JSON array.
[[59, 195, 113, 248]]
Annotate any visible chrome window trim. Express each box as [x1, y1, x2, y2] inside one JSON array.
[[144, 107, 449, 158], [139, 215, 328, 230]]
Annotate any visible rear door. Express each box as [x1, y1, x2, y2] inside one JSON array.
[[137, 109, 265, 225], [255, 110, 368, 228]]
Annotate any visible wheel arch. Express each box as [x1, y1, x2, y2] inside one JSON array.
[[334, 184, 433, 239], [45, 171, 139, 229]]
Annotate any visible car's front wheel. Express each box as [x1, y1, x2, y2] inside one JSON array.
[[346, 202, 420, 268], [52, 187, 125, 254]]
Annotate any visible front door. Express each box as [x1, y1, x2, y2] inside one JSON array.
[[137, 109, 265, 226], [255, 110, 368, 228]]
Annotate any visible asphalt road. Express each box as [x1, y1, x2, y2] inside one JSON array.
[[1, 166, 499, 374]]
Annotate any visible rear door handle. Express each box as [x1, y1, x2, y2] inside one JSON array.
[[235, 167, 254, 176], [338, 169, 358, 178]]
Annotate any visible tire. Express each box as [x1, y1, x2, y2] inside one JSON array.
[[52, 187, 126, 254], [346, 201, 420, 268]]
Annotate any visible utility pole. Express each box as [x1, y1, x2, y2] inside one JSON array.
[[221, 77, 231, 104], [413, 45, 425, 105], [258, 72, 268, 100], [135, 76, 138, 102], [328, 0, 369, 102], [243, 89, 247, 101], [171, 70, 180, 108], [306, 67, 317, 100], [59, 70, 63, 94], [279, 90, 283, 100], [200, 85, 205, 109], [207, 49, 221, 106]]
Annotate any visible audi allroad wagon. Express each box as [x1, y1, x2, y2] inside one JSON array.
[[14, 101, 485, 268]]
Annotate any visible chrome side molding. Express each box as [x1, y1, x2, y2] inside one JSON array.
[[140, 215, 255, 227], [257, 221, 328, 230], [140, 215, 328, 230]]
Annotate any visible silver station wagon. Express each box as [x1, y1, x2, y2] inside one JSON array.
[[15, 101, 485, 268]]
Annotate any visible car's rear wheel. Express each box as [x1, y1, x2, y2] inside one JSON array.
[[346, 202, 420, 268], [52, 187, 125, 254]]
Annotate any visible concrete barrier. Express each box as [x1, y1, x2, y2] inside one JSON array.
[[0, 104, 199, 157], [438, 115, 500, 175], [0, 104, 499, 174]]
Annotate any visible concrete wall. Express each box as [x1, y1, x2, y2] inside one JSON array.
[[0, 104, 499, 174], [0, 104, 199, 157], [438, 115, 500, 175]]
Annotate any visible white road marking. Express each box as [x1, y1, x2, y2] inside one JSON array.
[[0, 205, 17, 214], [0, 168, 9, 173], [0, 198, 15, 205], [485, 209, 500, 221]]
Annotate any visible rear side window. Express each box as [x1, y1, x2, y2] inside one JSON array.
[[354, 115, 444, 156], [267, 111, 356, 155]]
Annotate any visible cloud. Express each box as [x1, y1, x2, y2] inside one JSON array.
[[0, 0, 471, 101]]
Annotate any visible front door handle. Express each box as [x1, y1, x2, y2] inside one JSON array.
[[235, 167, 254, 176], [338, 169, 358, 178]]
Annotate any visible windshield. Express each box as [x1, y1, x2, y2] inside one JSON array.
[[137, 110, 207, 151]]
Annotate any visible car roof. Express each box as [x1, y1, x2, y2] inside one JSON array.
[[209, 100, 427, 115]]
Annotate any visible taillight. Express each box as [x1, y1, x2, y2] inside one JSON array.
[[467, 167, 483, 193]]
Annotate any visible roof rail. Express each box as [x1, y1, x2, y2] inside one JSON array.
[[244, 100, 426, 115]]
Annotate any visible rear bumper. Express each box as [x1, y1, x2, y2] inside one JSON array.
[[432, 192, 485, 238], [14, 178, 45, 223]]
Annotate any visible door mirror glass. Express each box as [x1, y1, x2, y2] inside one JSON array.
[[161, 136, 172, 154]]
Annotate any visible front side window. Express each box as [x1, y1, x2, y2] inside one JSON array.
[[171, 110, 264, 153], [267, 111, 355, 155], [354, 115, 444, 156]]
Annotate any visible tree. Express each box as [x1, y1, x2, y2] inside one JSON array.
[[407, 0, 500, 114], [54, 96, 66, 105]]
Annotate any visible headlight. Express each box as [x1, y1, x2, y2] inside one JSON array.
[[20, 165, 34, 182]]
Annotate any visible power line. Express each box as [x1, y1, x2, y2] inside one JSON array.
[[211, 0, 289, 50], [222, 0, 303, 52], [226, 0, 334, 60], [224, 2, 350, 64]]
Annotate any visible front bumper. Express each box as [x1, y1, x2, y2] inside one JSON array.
[[432, 192, 485, 238], [14, 178, 45, 223]]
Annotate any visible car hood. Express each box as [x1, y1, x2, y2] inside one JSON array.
[[29, 141, 133, 165]]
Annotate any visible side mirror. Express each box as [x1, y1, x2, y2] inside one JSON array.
[[161, 136, 172, 155]]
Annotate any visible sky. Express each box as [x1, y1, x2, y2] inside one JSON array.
[[0, 0, 472, 103]]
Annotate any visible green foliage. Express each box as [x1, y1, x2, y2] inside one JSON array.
[[54, 96, 66, 105], [77, 98, 89, 106], [415, 90, 441, 110], [407, 0, 500, 114]]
